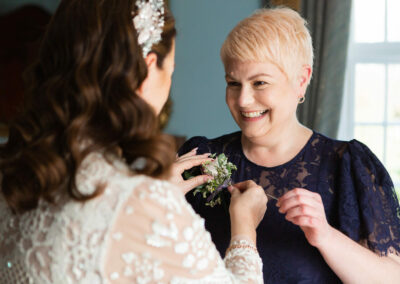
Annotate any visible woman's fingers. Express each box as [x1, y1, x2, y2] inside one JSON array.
[[277, 188, 333, 248], [290, 215, 321, 228], [277, 188, 326, 226], [277, 187, 321, 206], [177, 147, 198, 159], [278, 194, 323, 214], [229, 180, 268, 235], [180, 175, 212, 194], [177, 153, 212, 163], [230, 180, 258, 192], [227, 185, 240, 196], [284, 204, 323, 221], [173, 154, 212, 173], [170, 150, 214, 194]]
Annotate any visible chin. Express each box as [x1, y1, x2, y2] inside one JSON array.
[[240, 125, 271, 139], [241, 128, 262, 139]]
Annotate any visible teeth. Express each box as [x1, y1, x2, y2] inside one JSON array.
[[241, 110, 267, 118]]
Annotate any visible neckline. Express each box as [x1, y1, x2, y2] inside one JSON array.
[[238, 131, 316, 170]]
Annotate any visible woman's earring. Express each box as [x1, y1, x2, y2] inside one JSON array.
[[299, 96, 305, 104]]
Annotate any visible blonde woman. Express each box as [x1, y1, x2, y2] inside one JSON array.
[[179, 7, 400, 283]]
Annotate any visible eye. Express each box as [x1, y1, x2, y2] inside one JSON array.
[[226, 81, 241, 88], [253, 81, 268, 88]]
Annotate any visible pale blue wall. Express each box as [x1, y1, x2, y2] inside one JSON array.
[[167, 0, 262, 139]]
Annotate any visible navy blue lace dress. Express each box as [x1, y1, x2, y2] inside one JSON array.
[[178, 131, 400, 284]]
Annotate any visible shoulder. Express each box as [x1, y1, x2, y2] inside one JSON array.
[[311, 132, 380, 162], [310, 131, 350, 153], [178, 131, 241, 156], [315, 133, 393, 188], [336, 137, 386, 173], [308, 132, 392, 184]]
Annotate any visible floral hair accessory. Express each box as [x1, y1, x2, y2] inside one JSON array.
[[184, 153, 237, 207], [133, 0, 165, 58]]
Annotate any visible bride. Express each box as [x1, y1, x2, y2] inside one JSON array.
[[0, 0, 267, 283]]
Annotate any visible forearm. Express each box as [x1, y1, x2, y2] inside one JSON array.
[[318, 227, 400, 284]]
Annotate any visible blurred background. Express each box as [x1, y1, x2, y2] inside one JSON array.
[[0, 0, 399, 193]]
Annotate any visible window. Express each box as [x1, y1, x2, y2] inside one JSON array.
[[339, 0, 400, 193]]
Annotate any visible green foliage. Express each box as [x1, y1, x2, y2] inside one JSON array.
[[185, 153, 237, 207]]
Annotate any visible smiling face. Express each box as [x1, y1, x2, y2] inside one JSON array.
[[225, 59, 304, 140]]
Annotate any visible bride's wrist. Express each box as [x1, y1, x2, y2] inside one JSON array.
[[230, 224, 256, 244], [226, 237, 258, 255], [230, 234, 256, 246]]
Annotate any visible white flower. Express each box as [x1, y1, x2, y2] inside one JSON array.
[[203, 160, 219, 177]]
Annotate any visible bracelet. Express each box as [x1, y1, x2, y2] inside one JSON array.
[[226, 243, 258, 254]]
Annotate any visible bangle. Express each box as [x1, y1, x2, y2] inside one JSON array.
[[226, 243, 258, 254]]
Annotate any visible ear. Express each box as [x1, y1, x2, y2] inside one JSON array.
[[144, 52, 158, 69], [297, 64, 312, 95], [136, 52, 158, 97]]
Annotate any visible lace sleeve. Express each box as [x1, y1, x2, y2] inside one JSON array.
[[339, 140, 400, 256], [103, 178, 263, 283]]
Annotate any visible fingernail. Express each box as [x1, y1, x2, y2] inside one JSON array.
[[191, 147, 198, 152]]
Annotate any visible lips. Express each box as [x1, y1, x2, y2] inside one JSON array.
[[240, 110, 268, 118]]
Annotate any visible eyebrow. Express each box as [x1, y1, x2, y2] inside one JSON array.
[[225, 73, 273, 80]]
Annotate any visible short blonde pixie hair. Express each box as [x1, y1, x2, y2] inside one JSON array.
[[220, 7, 313, 84]]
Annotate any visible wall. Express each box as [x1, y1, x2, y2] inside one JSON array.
[[167, 0, 262, 140]]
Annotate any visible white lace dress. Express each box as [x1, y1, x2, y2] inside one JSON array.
[[0, 152, 263, 283]]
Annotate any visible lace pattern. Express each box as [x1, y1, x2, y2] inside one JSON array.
[[0, 152, 263, 283], [179, 131, 400, 282], [104, 178, 262, 283]]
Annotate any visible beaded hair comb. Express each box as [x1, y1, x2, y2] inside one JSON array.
[[133, 0, 165, 57]]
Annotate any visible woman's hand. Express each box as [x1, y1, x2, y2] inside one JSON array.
[[277, 188, 334, 248], [228, 180, 268, 243], [278, 188, 400, 284], [168, 148, 213, 194]]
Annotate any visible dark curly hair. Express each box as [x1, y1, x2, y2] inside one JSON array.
[[0, 0, 176, 214]]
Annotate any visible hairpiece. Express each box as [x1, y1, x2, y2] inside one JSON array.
[[133, 0, 165, 58]]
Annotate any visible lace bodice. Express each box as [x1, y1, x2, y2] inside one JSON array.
[[0, 152, 263, 283]]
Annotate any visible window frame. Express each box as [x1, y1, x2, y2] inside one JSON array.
[[339, 0, 400, 189]]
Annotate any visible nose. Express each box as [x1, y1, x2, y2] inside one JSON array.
[[237, 86, 255, 107]]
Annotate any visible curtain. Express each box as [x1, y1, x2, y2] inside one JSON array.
[[266, 0, 352, 138], [298, 0, 352, 138]]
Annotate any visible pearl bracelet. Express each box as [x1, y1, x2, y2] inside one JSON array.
[[226, 243, 258, 254]]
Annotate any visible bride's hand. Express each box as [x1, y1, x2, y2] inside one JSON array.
[[168, 148, 213, 194], [228, 180, 268, 243]]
